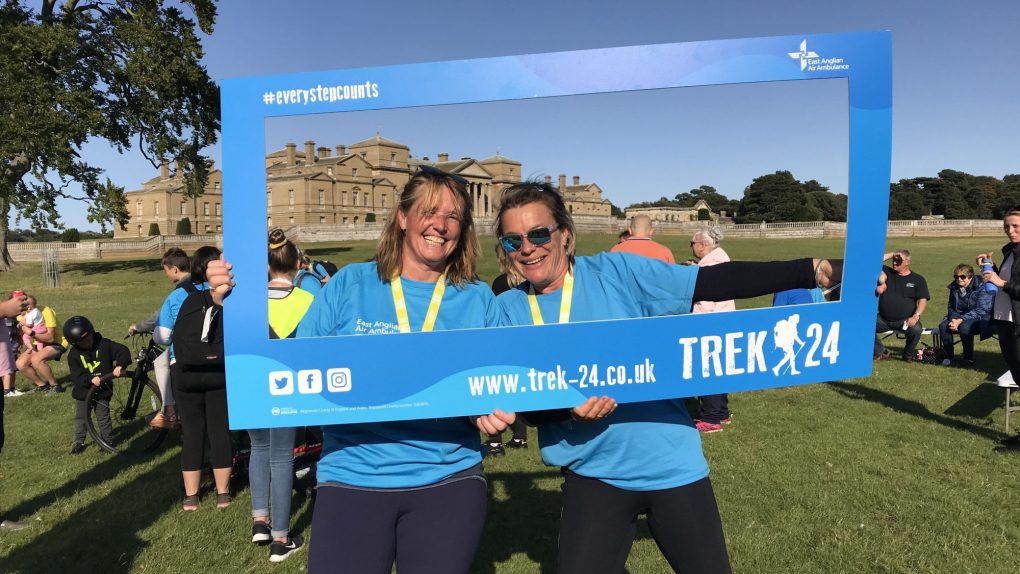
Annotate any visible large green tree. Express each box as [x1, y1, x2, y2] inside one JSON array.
[[0, 0, 219, 268]]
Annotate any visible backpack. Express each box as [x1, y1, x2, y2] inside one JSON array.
[[173, 282, 225, 391]]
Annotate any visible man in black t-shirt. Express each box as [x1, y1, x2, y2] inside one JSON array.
[[875, 249, 930, 361]]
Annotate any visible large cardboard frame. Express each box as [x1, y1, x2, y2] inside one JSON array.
[[221, 31, 891, 429]]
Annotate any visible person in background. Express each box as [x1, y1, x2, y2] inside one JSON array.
[[937, 263, 992, 366], [483, 273, 530, 457], [689, 226, 733, 433], [610, 214, 675, 263], [0, 293, 29, 529], [979, 210, 1020, 453], [65, 316, 131, 454], [249, 228, 310, 562], [15, 296, 67, 394], [1, 297, 20, 398], [18, 296, 47, 352], [156, 245, 232, 510], [128, 247, 190, 429], [874, 250, 930, 362]]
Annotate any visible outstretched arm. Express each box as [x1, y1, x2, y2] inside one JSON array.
[[692, 259, 840, 303]]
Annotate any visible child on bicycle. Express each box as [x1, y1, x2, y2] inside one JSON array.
[[65, 316, 131, 455]]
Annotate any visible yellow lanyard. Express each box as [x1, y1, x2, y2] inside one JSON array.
[[391, 274, 446, 333], [528, 271, 573, 325]]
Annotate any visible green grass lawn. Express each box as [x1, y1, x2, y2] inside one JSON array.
[[1, 235, 1019, 573]]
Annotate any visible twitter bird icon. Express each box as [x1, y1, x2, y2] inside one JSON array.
[[269, 371, 294, 395]]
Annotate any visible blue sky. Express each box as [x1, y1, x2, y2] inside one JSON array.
[[52, 0, 1020, 230]]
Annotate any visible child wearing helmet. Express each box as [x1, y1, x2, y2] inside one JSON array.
[[65, 316, 131, 455]]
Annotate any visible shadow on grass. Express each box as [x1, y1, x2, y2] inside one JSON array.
[[828, 381, 1003, 440], [4, 436, 176, 522], [473, 469, 648, 574], [3, 454, 180, 574], [944, 382, 1005, 419], [63, 258, 162, 275]]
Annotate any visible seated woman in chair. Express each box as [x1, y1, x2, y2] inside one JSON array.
[[938, 264, 993, 366]]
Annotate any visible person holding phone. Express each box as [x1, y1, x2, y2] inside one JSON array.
[[874, 250, 930, 362]]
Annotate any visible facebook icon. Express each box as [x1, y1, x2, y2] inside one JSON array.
[[296, 369, 323, 394]]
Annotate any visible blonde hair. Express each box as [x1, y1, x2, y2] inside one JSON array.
[[375, 169, 478, 286]]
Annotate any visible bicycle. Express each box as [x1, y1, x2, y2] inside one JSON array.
[[228, 427, 323, 498], [84, 334, 168, 454]]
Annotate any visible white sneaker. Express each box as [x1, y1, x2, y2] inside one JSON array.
[[4, 390, 24, 397], [940, 358, 952, 366]]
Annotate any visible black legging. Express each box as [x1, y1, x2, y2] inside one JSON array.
[[171, 364, 232, 471], [558, 472, 731, 574], [308, 478, 487, 574], [996, 320, 1020, 384]]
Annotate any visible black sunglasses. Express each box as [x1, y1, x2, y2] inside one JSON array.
[[415, 164, 467, 186], [954, 274, 971, 280], [500, 223, 560, 252]]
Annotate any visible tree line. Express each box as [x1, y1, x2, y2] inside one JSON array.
[[624, 169, 1020, 223], [625, 171, 847, 223]]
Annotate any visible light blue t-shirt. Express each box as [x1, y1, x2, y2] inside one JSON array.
[[293, 269, 323, 298], [155, 281, 208, 363], [297, 261, 500, 489], [498, 252, 708, 491], [773, 287, 825, 307]]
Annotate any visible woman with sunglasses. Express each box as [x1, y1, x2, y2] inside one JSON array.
[[211, 167, 511, 573], [937, 264, 992, 366], [493, 180, 840, 574]]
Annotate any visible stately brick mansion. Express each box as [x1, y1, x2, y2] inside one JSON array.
[[116, 135, 612, 238]]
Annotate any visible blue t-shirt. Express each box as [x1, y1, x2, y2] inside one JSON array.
[[155, 281, 208, 363], [773, 288, 825, 307], [297, 261, 500, 489], [498, 252, 708, 491], [293, 269, 323, 298]]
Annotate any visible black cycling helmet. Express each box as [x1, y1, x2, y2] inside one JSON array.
[[63, 316, 94, 347]]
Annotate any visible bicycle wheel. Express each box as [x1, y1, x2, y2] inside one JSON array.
[[85, 374, 167, 454]]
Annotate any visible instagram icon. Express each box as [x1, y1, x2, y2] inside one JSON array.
[[325, 368, 352, 393]]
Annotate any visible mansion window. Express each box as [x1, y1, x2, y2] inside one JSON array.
[[341, 191, 348, 206], [180, 202, 187, 215], [352, 168, 358, 177], [352, 191, 359, 207], [318, 190, 325, 206], [154, 201, 160, 216], [288, 190, 295, 206], [380, 194, 386, 209], [203, 202, 210, 216], [215, 204, 221, 216], [267, 191, 272, 208], [136, 201, 142, 216]]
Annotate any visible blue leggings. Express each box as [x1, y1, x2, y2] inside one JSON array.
[[247, 426, 297, 538], [308, 477, 487, 574]]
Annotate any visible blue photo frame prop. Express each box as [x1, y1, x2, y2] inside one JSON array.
[[221, 31, 891, 430]]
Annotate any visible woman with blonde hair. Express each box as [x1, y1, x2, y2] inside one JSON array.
[[295, 166, 509, 572]]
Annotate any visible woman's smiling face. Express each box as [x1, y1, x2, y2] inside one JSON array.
[[499, 202, 571, 293]]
